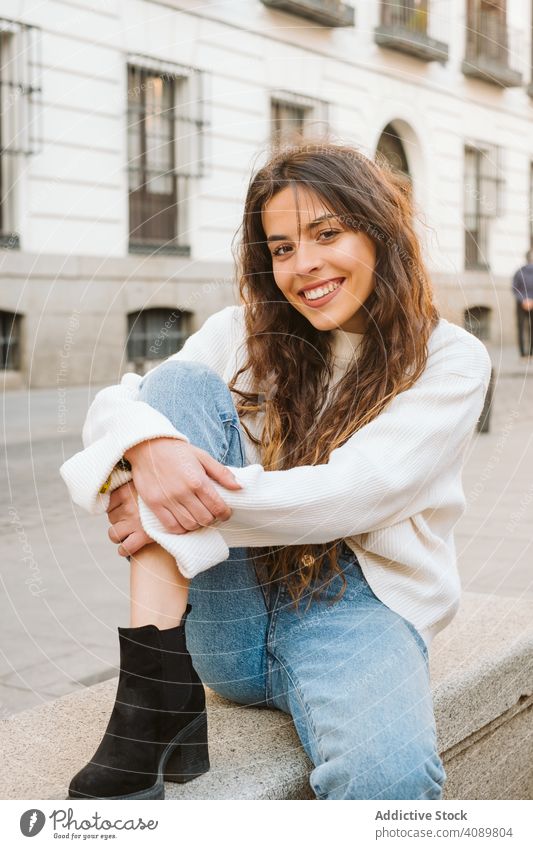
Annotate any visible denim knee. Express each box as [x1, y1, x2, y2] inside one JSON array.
[[139, 360, 228, 408], [313, 749, 446, 801], [138, 359, 245, 465]]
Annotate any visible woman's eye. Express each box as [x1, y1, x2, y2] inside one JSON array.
[[272, 244, 292, 257], [318, 229, 340, 240]]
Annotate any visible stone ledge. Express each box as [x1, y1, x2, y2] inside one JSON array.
[[1, 593, 532, 800]]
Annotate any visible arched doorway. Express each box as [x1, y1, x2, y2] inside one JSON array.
[[376, 122, 410, 179], [375, 121, 413, 206]]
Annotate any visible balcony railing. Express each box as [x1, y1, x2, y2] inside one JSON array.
[[462, 10, 522, 87], [374, 2, 448, 63], [261, 0, 354, 28]]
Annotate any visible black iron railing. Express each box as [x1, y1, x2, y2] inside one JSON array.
[[381, 1, 429, 33], [374, 1, 448, 63]]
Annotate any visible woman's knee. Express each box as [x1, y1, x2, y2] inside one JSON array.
[[137, 359, 245, 463], [138, 361, 236, 431], [311, 747, 446, 801]]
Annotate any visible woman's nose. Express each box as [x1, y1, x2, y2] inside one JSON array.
[[292, 240, 322, 276]]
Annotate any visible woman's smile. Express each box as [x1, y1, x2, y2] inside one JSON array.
[[262, 186, 376, 333], [298, 276, 346, 307]]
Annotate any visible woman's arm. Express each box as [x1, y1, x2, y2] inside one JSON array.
[[60, 305, 241, 514], [137, 338, 491, 577]]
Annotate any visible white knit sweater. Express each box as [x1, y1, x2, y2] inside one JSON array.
[[60, 305, 492, 649]]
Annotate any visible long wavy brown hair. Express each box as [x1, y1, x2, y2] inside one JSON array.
[[228, 140, 439, 606]]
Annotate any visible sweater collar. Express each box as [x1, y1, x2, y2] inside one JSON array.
[[330, 328, 364, 362]]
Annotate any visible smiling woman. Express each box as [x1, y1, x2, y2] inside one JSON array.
[[60, 139, 490, 801], [263, 187, 376, 331]]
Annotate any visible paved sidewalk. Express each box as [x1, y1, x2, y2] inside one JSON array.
[[1, 348, 532, 717]]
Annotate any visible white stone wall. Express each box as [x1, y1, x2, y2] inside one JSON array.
[[1, 0, 532, 385]]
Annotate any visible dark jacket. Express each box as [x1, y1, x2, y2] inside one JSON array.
[[512, 264, 533, 302]]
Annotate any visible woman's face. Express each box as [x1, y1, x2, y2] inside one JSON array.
[[262, 186, 376, 333]]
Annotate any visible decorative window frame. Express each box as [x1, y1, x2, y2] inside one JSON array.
[[126, 54, 206, 255], [270, 90, 329, 148], [463, 141, 504, 270], [0, 17, 42, 248], [126, 307, 192, 369], [0, 309, 22, 370]]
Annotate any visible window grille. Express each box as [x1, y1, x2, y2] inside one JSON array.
[[374, 0, 448, 62], [0, 310, 21, 369], [127, 55, 205, 254], [463, 0, 522, 87], [466, 0, 508, 64], [0, 18, 42, 245], [380, 0, 428, 32], [127, 308, 191, 363], [464, 305, 491, 341], [270, 90, 329, 148], [464, 143, 503, 269]]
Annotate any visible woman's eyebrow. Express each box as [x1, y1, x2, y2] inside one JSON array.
[[266, 213, 340, 242]]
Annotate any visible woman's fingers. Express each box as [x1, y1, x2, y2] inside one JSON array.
[[107, 481, 137, 514], [118, 530, 153, 557], [194, 448, 243, 490], [148, 502, 190, 535], [143, 480, 215, 532], [108, 522, 125, 544], [173, 492, 218, 529], [107, 502, 132, 524], [191, 481, 232, 522], [108, 515, 146, 544], [107, 486, 138, 525], [127, 440, 237, 532]]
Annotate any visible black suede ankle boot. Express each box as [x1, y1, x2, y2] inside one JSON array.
[[68, 605, 209, 800]]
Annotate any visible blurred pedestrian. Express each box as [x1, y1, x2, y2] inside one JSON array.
[[512, 250, 533, 357]]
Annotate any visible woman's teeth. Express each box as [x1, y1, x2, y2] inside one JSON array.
[[302, 279, 343, 301]]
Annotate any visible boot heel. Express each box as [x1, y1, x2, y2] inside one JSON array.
[[164, 712, 210, 784]]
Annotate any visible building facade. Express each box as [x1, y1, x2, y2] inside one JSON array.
[[1, 0, 532, 388]]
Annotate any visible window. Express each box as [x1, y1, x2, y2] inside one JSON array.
[[270, 91, 328, 148], [468, 0, 508, 63], [375, 1, 448, 63], [464, 143, 503, 269], [464, 305, 491, 341], [463, 1, 522, 86], [127, 308, 191, 364], [127, 57, 204, 254], [0, 310, 21, 369], [530, 0, 533, 96], [0, 18, 42, 248], [381, 0, 428, 32]]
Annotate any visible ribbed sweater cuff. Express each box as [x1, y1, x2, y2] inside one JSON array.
[[59, 412, 190, 514], [138, 498, 230, 578]]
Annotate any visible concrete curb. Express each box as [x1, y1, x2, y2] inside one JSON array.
[[1, 593, 532, 800]]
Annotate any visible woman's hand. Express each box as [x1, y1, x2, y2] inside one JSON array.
[[107, 482, 153, 557], [123, 437, 242, 535]]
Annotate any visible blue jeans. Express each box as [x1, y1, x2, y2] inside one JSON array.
[[138, 360, 446, 800]]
